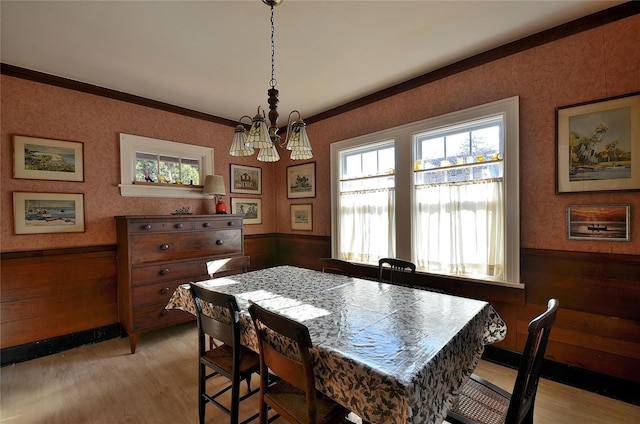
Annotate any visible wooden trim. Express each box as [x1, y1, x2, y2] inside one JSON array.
[[2, 2, 637, 127], [0, 244, 115, 259]]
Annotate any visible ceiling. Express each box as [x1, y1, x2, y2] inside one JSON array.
[[1, 1, 625, 125]]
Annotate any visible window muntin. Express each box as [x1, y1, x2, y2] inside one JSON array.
[[135, 152, 201, 185]]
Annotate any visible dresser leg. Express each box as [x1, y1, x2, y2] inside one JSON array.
[[129, 333, 138, 354]]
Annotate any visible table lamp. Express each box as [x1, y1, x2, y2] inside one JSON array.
[[203, 175, 227, 214]]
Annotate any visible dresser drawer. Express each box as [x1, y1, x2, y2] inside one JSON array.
[[128, 219, 194, 233], [131, 259, 210, 286], [193, 216, 242, 230], [132, 302, 192, 331], [132, 280, 196, 307], [130, 229, 242, 265]]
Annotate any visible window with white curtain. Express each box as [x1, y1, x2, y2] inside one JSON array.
[[330, 97, 520, 286]]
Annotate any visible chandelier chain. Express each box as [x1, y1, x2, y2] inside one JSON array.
[[270, 4, 277, 89]]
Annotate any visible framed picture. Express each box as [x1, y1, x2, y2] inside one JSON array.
[[13, 135, 84, 181], [13, 192, 85, 234], [291, 204, 313, 231], [230, 164, 262, 194], [287, 162, 316, 199], [566, 204, 630, 241], [556, 92, 639, 193], [231, 197, 262, 225]]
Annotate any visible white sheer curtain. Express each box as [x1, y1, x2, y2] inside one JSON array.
[[414, 178, 504, 278], [339, 187, 395, 265]]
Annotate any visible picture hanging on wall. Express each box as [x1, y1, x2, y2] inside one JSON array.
[[287, 162, 315, 199], [291, 204, 313, 231], [566, 204, 630, 241], [230, 164, 262, 194], [13, 192, 85, 234], [556, 92, 639, 193], [231, 197, 262, 225], [13, 135, 84, 182]]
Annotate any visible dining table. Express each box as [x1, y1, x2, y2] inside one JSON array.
[[165, 265, 506, 424]]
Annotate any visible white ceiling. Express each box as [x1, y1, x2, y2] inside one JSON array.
[[1, 1, 624, 124]]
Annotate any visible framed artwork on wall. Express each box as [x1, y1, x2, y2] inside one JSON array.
[[566, 204, 630, 241], [230, 164, 262, 194], [13, 192, 85, 234], [291, 204, 313, 231], [556, 92, 639, 193], [231, 197, 262, 225], [13, 135, 84, 181], [287, 162, 316, 199]]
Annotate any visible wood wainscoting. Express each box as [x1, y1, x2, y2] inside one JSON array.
[[2, 236, 638, 386]]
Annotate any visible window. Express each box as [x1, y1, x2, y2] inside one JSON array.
[[331, 97, 520, 286], [119, 133, 214, 198]]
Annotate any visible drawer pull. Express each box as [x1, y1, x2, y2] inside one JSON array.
[[227, 221, 235, 226], [160, 268, 170, 276], [175, 223, 183, 229], [161, 310, 168, 316], [160, 244, 170, 250], [203, 222, 211, 228], [142, 224, 152, 230], [216, 239, 224, 246], [160, 287, 170, 294]]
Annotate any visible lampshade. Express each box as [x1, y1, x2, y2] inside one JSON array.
[[256, 144, 280, 162], [245, 114, 272, 149], [285, 122, 312, 152], [203, 175, 226, 196], [229, 124, 254, 157]]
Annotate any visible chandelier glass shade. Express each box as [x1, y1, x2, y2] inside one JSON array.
[[229, 0, 312, 162]]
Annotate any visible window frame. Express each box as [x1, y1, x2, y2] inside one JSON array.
[[331, 96, 520, 287], [119, 133, 214, 198]]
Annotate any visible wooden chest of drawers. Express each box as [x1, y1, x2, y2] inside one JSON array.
[[115, 214, 243, 353]]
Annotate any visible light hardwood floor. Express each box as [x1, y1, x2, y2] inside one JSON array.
[[2, 322, 638, 423]]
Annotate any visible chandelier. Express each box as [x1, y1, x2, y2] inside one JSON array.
[[229, 0, 312, 162]]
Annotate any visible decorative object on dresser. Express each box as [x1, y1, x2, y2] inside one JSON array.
[[203, 175, 227, 214], [115, 214, 244, 353]]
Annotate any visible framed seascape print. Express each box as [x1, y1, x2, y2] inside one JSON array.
[[230, 164, 262, 195], [287, 162, 316, 199], [231, 197, 262, 225], [14, 192, 85, 234], [566, 204, 630, 241], [556, 92, 640, 193], [14, 135, 84, 181], [291, 204, 312, 231]]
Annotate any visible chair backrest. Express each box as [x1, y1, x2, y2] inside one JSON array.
[[248, 301, 318, 422], [318, 258, 356, 277], [190, 284, 242, 357], [506, 298, 559, 424], [206, 255, 250, 278], [378, 257, 416, 283]]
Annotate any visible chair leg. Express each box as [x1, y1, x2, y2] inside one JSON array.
[[231, 374, 241, 424], [198, 363, 206, 424]]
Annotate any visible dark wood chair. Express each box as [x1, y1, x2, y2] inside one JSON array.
[[318, 258, 356, 277], [207, 255, 251, 278], [377, 257, 416, 284], [248, 301, 350, 424], [190, 284, 261, 424], [446, 298, 560, 424]]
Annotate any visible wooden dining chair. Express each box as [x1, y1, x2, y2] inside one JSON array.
[[248, 301, 351, 424], [207, 255, 251, 278], [318, 258, 356, 277], [378, 257, 416, 284], [446, 298, 560, 424], [190, 284, 261, 424]]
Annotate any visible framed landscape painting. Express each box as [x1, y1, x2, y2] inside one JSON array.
[[287, 162, 315, 199], [230, 164, 262, 194], [14, 135, 84, 181], [566, 204, 630, 241], [14, 192, 85, 234], [291, 204, 312, 231], [556, 92, 639, 193], [231, 197, 262, 225]]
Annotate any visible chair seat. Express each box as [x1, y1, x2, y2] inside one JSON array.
[[265, 380, 350, 424], [202, 344, 261, 376], [447, 374, 511, 424]]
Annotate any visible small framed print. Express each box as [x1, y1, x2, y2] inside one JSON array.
[[566, 204, 630, 241], [287, 162, 315, 199], [14, 135, 84, 181], [231, 197, 262, 225], [14, 192, 85, 234], [556, 92, 639, 193], [230, 164, 262, 195], [291, 204, 312, 231]]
